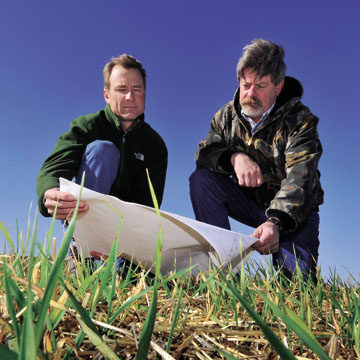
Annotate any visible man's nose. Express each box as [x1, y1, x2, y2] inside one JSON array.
[[247, 85, 256, 97], [125, 90, 135, 100]]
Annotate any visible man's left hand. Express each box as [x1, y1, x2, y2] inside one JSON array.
[[251, 221, 279, 254]]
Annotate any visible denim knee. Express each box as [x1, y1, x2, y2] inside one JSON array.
[[86, 140, 120, 164], [75, 140, 120, 194]]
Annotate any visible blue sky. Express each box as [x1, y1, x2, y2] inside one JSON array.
[[1, 0, 359, 280]]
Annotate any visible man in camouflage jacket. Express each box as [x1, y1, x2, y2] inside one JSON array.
[[189, 39, 323, 280]]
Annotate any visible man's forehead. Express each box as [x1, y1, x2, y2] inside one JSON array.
[[116, 76, 142, 85], [110, 66, 144, 86], [241, 69, 272, 83]]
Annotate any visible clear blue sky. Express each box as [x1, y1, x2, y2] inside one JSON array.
[[1, 0, 359, 281]]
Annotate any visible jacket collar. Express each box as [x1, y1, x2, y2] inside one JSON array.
[[104, 103, 145, 132]]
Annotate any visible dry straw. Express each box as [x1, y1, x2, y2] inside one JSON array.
[[0, 174, 359, 359]]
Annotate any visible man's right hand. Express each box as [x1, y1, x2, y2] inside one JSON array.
[[43, 188, 89, 220], [230, 152, 263, 187]]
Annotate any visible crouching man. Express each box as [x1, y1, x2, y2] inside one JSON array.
[[189, 39, 323, 281], [37, 54, 167, 267]]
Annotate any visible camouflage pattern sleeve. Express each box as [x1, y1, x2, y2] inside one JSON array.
[[195, 104, 238, 174], [267, 111, 323, 229]]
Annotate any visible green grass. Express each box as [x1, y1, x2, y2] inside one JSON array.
[[0, 178, 359, 358], [0, 233, 359, 359]]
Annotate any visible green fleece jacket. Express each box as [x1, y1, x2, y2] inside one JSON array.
[[196, 76, 324, 231], [36, 104, 167, 216]]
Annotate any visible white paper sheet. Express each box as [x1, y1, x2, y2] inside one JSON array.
[[60, 178, 257, 275]]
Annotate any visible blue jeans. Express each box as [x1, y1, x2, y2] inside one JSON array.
[[74, 140, 124, 269], [189, 168, 320, 280], [75, 140, 120, 194]]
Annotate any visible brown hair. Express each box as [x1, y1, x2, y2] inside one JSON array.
[[103, 54, 147, 90], [236, 39, 286, 85]]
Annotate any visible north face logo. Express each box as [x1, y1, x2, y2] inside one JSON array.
[[134, 152, 144, 161]]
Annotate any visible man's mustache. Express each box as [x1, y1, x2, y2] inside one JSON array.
[[242, 97, 262, 106]]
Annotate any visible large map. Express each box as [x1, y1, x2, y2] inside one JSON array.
[[60, 178, 256, 276]]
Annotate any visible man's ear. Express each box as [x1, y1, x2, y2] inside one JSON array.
[[276, 79, 285, 96], [104, 88, 110, 103]]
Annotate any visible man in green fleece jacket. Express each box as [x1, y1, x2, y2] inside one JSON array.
[[37, 54, 167, 224]]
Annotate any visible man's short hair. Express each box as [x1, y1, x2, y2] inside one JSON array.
[[236, 39, 286, 85], [103, 54, 147, 90]]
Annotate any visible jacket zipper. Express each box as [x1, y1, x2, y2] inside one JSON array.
[[119, 134, 126, 178], [239, 116, 253, 147]]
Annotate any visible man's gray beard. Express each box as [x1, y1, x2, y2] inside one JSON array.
[[242, 105, 263, 118]]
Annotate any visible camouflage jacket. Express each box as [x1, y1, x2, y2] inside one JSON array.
[[196, 76, 324, 231]]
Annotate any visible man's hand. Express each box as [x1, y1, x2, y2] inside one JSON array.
[[89, 251, 108, 260], [231, 152, 263, 187], [251, 221, 279, 255], [43, 187, 89, 220]]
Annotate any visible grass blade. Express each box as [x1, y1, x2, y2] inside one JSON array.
[[217, 274, 297, 359], [0, 344, 18, 360], [166, 286, 183, 352], [216, 348, 242, 359], [108, 284, 154, 324], [3, 260, 20, 343], [35, 173, 85, 348], [93, 237, 119, 309], [60, 278, 100, 335], [257, 291, 331, 360], [19, 303, 36, 360], [19, 207, 38, 359], [136, 169, 163, 359], [0, 221, 15, 251], [136, 233, 161, 358], [78, 318, 120, 360]]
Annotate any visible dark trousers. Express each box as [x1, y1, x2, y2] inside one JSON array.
[[189, 168, 320, 280]]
